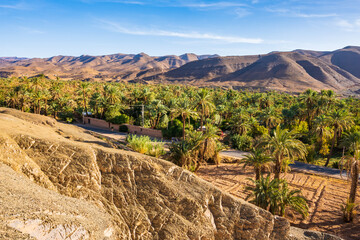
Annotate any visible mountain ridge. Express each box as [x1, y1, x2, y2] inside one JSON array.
[[1, 47, 360, 93]]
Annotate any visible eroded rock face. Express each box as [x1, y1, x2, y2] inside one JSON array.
[[0, 108, 342, 240]]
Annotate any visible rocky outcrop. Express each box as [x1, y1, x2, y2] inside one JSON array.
[[0, 108, 342, 239]]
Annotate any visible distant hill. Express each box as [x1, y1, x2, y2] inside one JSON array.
[[0, 53, 218, 80], [147, 46, 360, 93], [1, 47, 360, 93]]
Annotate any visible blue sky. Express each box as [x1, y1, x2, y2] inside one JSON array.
[[1, 0, 360, 57]]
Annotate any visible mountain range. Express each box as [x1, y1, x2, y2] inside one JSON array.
[[1, 46, 360, 93]]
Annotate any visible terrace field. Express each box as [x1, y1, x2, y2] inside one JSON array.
[[198, 163, 360, 240]]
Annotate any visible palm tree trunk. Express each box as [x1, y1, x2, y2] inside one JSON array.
[[44, 99, 48, 116], [349, 160, 359, 203], [274, 156, 281, 179], [325, 129, 337, 167], [182, 116, 186, 140], [200, 108, 204, 129], [255, 167, 261, 180], [83, 90, 88, 117], [349, 160, 359, 221]]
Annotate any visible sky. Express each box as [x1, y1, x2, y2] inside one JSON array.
[[1, 0, 360, 57]]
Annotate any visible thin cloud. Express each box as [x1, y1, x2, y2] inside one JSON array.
[[235, 8, 251, 18], [335, 18, 360, 31], [294, 13, 337, 18], [98, 20, 263, 44], [266, 8, 337, 18], [80, 0, 145, 4], [19, 27, 45, 34], [82, 0, 247, 8], [181, 2, 247, 8], [0, 2, 27, 10]]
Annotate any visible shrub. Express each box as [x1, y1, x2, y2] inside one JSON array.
[[250, 123, 268, 138], [162, 119, 183, 138], [246, 176, 309, 219], [119, 125, 128, 133], [231, 134, 253, 151], [126, 134, 165, 157], [148, 142, 166, 158], [127, 135, 152, 154], [110, 114, 130, 124], [342, 199, 358, 222]]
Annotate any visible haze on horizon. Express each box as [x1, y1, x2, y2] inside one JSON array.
[[1, 0, 360, 58]]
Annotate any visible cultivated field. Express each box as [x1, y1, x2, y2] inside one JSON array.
[[197, 164, 360, 240]]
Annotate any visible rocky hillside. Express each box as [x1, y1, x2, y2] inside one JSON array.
[[0, 108, 341, 240], [149, 46, 360, 93], [0, 53, 218, 81], [1, 46, 360, 93]]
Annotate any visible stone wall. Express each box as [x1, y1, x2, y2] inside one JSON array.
[[83, 117, 163, 138]]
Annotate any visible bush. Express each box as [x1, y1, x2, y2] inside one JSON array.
[[110, 114, 130, 124], [126, 134, 165, 157], [162, 119, 183, 138], [305, 145, 316, 163], [231, 134, 253, 151], [119, 125, 128, 133], [250, 123, 268, 138], [332, 161, 340, 169], [127, 135, 152, 154], [246, 176, 309, 219], [148, 142, 166, 158]]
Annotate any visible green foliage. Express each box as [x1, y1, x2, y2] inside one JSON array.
[[242, 148, 273, 180], [305, 145, 316, 163], [293, 121, 309, 134], [127, 134, 152, 154], [250, 123, 268, 138], [246, 175, 309, 219], [110, 114, 130, 124], [261, 125, 307, 179], [231, 134, 253, 151], [162, 119, 183, 138], [342, 199, 358, 222], [126, 134, 165, 157], [65, 117, 73, 123]]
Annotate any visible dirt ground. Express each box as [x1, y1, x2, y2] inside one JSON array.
[[197, 163, 360, 240]]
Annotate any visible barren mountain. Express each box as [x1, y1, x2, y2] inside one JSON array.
[[1, 46, 360, 93], [150, 55, 259, 83], [0, 53, 218, 80], [210, 51, 360, 92], [148, 46, 360, 93], [0, 108, 341, 239], [319, 46, 360, 79]]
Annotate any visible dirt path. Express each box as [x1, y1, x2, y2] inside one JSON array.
[[197, 164, 360, 240]]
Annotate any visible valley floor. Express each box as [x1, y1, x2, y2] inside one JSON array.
[[197, 163, 360, 240]]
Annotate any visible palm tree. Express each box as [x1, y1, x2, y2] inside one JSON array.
[[341, 131, 360, 221], [246, 176, 309, 219], [313, 114, 331, 150], [242, 148, 273, 180], [149, 100, 169, 129], [299, 89, 318, 129], [196, 89, 215, 128], [325, 110, 354, 167], [78, 82, 90, 116], [171, 99, 198, 140], [260, 107, 281, 132], [246, 175, 278, 210], [261, 125, 307, 179], [199, 124, 220, 166], [276, 180, 309, 218]]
